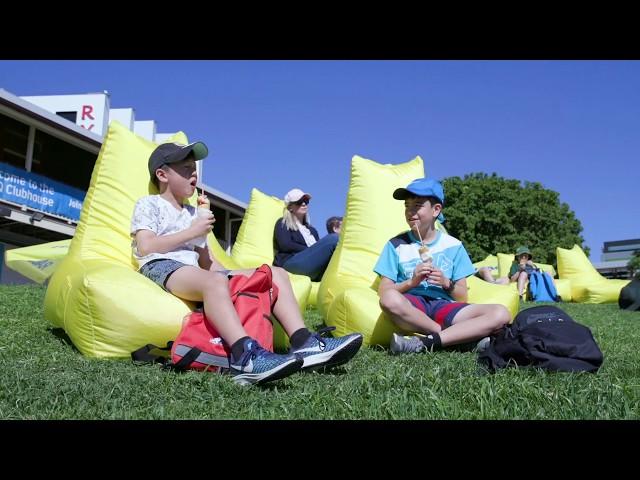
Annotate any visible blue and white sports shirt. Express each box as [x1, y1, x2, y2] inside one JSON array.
[[373, 230, 475, 301]]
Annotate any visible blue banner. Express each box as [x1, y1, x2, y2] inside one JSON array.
[[0, 162, 85, 222]]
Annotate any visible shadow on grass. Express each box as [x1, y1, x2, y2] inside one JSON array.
[[256, 382, 295, 391], [300, 365, 348, 376], [48, 328, 80, 353]]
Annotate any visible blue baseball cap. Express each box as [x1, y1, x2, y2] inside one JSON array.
[[393, 178, 446, 223], [393, 178, 445, 204]]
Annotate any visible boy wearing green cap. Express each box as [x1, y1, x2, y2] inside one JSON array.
[[509, 246, 539, 300]]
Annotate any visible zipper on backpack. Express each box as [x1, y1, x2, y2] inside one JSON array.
[[236, 292, 259, 299]]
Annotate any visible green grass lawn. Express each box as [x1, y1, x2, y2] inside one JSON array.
[[1, 284, 639, 420]]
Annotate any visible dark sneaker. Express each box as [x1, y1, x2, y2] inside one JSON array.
[[389, 333, 427, 354], [290, 327, 363, 371], [473, 336, 491, 353], [229, 339, 303, 386]]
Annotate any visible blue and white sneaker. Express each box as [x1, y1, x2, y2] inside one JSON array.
[[290, 327, 363, 371], [229, 339, 303, 386]]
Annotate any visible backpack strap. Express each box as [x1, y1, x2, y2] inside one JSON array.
[[171, 346, 204, 371], [131, 342, 173, 366], [541, 271, 560, 301], [528, 270, 540, 300]]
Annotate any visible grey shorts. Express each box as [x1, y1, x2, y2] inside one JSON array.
[[139, 259, 231, 292]]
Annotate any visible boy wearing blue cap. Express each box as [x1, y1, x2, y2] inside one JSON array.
[[374, 177, 511, 354]]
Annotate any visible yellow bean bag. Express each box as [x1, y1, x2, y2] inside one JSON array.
[[43, 122, 305, 357], [4, 239, 71, 283], [557, 244, 629, 304], [308, 281, 320, 306], [466, 275, 519, 319], [231, 188, 283, 268], [554, 278, 572, 302], [43, 123, 194, 357], [317, 155, 518, 346]]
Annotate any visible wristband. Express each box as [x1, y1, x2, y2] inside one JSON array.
[[444, 278, 457, 293]]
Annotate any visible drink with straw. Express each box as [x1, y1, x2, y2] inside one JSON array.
[[193, 187, 212, 246], [197, 187, 210, 216], [418, 245, 432, 265], [412, 222, 432, 286]]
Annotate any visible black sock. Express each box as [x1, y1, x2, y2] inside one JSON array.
[[230, 336, 251, 361], [290, 328, 311, 349], [420, 333, 442, 351]]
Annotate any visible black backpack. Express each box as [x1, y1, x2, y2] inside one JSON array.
[[618, 278, 640, 311], [477, 305, 603, 373]]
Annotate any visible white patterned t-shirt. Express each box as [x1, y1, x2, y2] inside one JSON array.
[[130, 195, 207, 269]]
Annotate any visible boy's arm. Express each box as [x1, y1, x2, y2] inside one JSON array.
[[196, 245, 212, 270], [134, 213, 212, 257], [134, 229, 195, 256], [195, 245, 227, 271], [377, 266, 469, 301], [448, 277, 468, 302], [441, 244, 473, 302], [378, 272, 422, 296]]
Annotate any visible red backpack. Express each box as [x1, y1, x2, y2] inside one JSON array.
[[132, 264, 278, 372]]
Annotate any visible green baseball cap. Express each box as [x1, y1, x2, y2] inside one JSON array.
[[515, 246, 532, 259]]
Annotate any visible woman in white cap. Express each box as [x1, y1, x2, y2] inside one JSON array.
[[273, 188, 339, 281]]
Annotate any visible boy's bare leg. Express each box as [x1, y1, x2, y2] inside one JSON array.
[[477, 267, 495, 282], [517, 271, 528, 296], [379, 289, 441, 334], [439, 304, 510, 346], [165, 266, 247, 344]]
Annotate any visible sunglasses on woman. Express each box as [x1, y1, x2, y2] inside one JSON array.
[[292, 199, 309, 206]]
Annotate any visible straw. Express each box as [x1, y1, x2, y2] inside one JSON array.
[[412, 221, 424, 246], [198, 187, 207, 208]]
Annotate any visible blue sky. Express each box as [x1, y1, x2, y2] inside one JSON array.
[[2, 60, 638, 261]]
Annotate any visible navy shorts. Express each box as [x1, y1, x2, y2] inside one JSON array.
[[140, 259, 231, 292], [403, 294, 470, 329]]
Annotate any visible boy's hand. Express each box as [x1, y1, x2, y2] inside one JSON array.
[[424, 265, 448, 288], [190, 211, 214, 238], [410, 262, 432, 287], [197, 194, 210, 209]]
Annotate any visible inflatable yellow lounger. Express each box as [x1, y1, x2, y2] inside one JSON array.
[[44, 122, 308, 358], [557, 244, 629, 304], [5, 239, 71, 284]]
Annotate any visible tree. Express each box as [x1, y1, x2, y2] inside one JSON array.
[[441, 173, 587, 265], [628, 251, 640, 278]]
